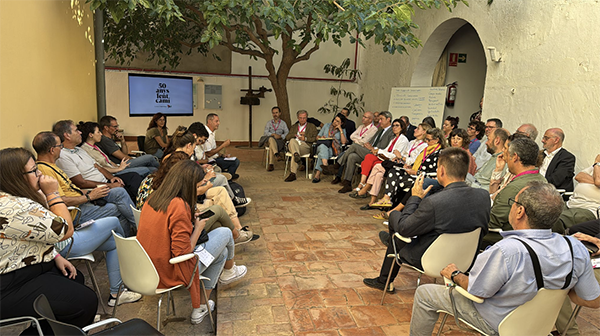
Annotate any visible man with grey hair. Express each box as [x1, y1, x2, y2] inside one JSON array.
[[540, 127, 575, 193], [515, 123, 539, 141], [335, 111, 395, 193], [482, 137, 546, 247], [284, 110, 318, 182], [410, 181, 600, 336]]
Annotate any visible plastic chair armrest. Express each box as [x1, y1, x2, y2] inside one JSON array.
[[488, 228, 502, 233], [444, 278, 484, 303], [82, 318, 122, 332], [169, 253, 196, 264], [131, 150, 145, 155], [394, 232, 412, 244]]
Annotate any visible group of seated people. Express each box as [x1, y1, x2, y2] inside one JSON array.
[[261, 107, 600, 335], [0, 113, 258, 334]]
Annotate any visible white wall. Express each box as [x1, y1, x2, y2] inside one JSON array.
[[360, 0, 600, 170], [442, 24, 487, 126], [105, 34, 361, 142]]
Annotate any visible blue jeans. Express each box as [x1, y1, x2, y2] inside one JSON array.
[[115, 166, 152, 178], [215, 157, 240, 175], [315, 144, 333, 172], [127, 154, 159, 172], [410, 284, 498, 336], [79, 187, 136, 236], [194, 227, 234, 290], [59, 217, 125, 294]]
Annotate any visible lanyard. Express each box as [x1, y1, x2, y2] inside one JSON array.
[[422, 144, 441, 165], [511, 169, 539, 181], [87, 143, 111, 165], [359, 124, 373, 137], [408, 140, 424, 157], [271, 119, 281, 132], [387, 136, 400, 152]]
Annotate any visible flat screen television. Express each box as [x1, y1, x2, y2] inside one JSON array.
[[128, 74, 194, 116]]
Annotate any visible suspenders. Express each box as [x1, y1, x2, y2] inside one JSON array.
[[513, 236, 575, 290]]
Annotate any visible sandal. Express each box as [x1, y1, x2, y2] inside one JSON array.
[[349, 190, 359, 198], [371, 199, 392, 208], [372, 212, 389, 220]]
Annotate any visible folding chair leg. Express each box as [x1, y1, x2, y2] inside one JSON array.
[[170, 291, 177, 317], [200, 281, 216, 333], [157, 293, 165, 332], [436, 313, 449, 336], [85, 260, 107, 315], [111, 283, 124, 318], [165, 292, 171, 317], [284, 156, 290, 177], [381, 261, 396, 305], [416, 273, 423, 287], [561, 305, 582, 335]]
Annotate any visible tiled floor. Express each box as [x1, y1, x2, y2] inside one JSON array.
[[42, 147, 599, 335]]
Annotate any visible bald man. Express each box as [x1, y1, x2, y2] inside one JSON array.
[[515, 123, 539, 141], [540, 128, 575, 193]]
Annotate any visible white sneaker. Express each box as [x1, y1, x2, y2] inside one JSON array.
[[233, 196, 251, 208], [108, 289, 143, 307], [219, 264, 247, 285], [190, 300, 215, 325], [234, 228, 253, 246]]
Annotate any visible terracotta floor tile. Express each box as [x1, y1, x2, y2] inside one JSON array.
[[296, 240, 328, 250], [286, 224, 314, 233], [338, 260, 378, 273], [282, 290, 324, 309], [272, 218, 298, 225], [308, 308, 339, 330], [263, 225, 290, 234], [381, 324, 411, 335], [338, 326, 386, 336], [313, 249, 347, 261], [356, 287, 404, 305], [295, 274, 335, 290], [277, 275, 299, 290], [311, 224, 339, 232], [285, 250, 318, 262], [306, 231, 333, 240], [288, 309, 314, 332], [350, 306, 397, 327], [324, 240, 355, 249], [282, 196, 304, 202], [274, 262, 309, 276], [320, 288, 363, 306], [294, 331, 339, 336], [256, 323, 293, 334], [329, 273, 366, 288], [267, 241, 298, 251], [386, 303, 413, 323], [273, 305, 291, 323], [278, 232, 308, 241], [329, 231, 356, 240], [264, 233, 281, 242], [343, 249, 379, 260], [305, 261, 342, 274], [326, 306, 357, 328]]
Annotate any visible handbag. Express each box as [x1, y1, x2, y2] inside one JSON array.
[[196, 229, 209, 246]]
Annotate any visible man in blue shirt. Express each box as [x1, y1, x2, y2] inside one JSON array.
[[409, 181, 600, 336]]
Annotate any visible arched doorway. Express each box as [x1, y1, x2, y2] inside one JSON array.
[[412, 19, 487, 126]]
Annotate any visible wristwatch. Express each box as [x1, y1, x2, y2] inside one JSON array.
[[450, 270, 462, 283], [593, 162, 600, 167]]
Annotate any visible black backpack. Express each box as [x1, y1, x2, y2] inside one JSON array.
[[229, 181, 247, 217]]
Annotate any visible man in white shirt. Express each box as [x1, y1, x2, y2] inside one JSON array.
[[540, 128, 575, 193], [51, 120, 137, 235], [472, 118, 502, 170], [202, 113, 241, 180]]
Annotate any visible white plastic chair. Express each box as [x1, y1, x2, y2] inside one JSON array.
[[263, 146, 270, 169], [284, 152, 311, 179], [110, 231, 214, 332], [381, 228, 482, 304], [437, 278, 568, 336], [130, 204, 141, 228]]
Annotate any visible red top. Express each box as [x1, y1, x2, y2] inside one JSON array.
[[137, 198, 201, 307]]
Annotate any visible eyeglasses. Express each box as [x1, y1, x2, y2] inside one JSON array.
[[425, 137, 434, 142], [508, 197, 528, 215], [392, 124, 401, 127], [52, 144, 64, 149], [23, 165, 40, 177], [109, 124, 119, 129], [485, 126, 497, 129]]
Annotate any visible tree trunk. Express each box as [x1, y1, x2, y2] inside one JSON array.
[[271, 79, 291, 128]]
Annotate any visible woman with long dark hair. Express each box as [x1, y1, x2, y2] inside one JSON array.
[[145, 112, 170, 158], [312, 113, 347, 183], [0, 148, 97, 334], [137, 160, 247, 324]]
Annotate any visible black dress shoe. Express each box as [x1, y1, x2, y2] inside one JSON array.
[[267, 164, 274, 171], [284, 173, 297, 182], [363, 277, 395, 293], [312, 178, 321, 183], [379, 231, 390, 247], [360, 204, 373, 210], [299, 165, 306, 172], [331, 176, 341, 185]]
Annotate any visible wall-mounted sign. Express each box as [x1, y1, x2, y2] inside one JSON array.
[[449, 53, 458, 67], [458, 54, 467, 63]]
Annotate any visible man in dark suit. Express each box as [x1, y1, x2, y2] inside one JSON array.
[[401, 115, 416, 141], [363, 147, 491, 292], [336, 111, 396, 193], [340, 108, 356, 145], [540, 128, 575, 193]]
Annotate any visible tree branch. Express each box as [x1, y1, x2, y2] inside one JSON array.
[[252, 15, 273, 54], [293, 42, 320, 64], [221, 25, 265, 59], [297, 15, 313, 51]]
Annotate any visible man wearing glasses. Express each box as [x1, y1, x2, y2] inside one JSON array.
[[97, 115, 159, 172], [540, 128, 575, 194], [472, 118, 503, 169], [410, 181, 600, 336], [482, 137, 547, 247]]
